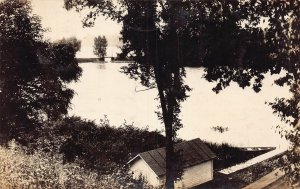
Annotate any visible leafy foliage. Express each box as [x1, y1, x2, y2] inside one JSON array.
[[0, 0, 82, 142], [93, 35, 107, 60], [0, 140, 153, 189], [55, 36, 82, 52], [27, 116, 166, 174], [269, 83, 300, 184], [211, 126, 229, 134]]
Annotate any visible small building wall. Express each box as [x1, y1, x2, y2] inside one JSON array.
[[158, 160, 213, 189], [175, 160, 213, 188], [129, 158, 160, 187], [130, 159, 213, 189]]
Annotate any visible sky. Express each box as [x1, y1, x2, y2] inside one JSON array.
[[30, 0, 122, 58]]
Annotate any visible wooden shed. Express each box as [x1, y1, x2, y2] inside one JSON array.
[[127, 138, 216, 188]]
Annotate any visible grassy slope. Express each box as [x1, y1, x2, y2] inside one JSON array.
[[0, 142, 120, 189], [0, 141, 153, 189]]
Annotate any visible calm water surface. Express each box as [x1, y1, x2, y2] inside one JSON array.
[[68, 63, 291, 148]]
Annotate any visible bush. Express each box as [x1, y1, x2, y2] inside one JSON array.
[[0, 140, 153, 189], [24, 116, 165, 173]]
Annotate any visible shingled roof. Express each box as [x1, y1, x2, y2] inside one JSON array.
[[128, 138, 216, 176]]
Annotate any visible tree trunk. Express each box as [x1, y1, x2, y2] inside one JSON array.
[[165, 124, 175, 189], [154, 68, 176, 189]]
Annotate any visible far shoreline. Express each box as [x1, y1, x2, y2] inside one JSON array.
[[76, 58, 206, 68], [76, 58, 133, 63]]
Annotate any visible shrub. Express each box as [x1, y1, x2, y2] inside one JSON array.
[[23, 116, 165, 173], [0, 140, 152, 189]]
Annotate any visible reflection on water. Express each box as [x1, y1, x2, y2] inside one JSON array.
[[68, 63, 290, 148], [98, 63, 106, 70]]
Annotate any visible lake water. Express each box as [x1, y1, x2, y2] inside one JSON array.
[[68, 63, 291, 148]]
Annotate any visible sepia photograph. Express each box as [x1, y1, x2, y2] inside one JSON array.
[[0, 0, 299, 188]]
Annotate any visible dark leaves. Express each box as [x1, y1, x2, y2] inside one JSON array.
[[93, 35, 107, 60], [0, 0, 82, 141]]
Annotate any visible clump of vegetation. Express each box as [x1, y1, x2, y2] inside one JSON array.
[[25, 116, 166, 174], [211, 126, 229, 133], [0, 0, 82, 142], [93, 35, 107, 60], [0, 114, 165, 188], [0, 140, 154, 189]]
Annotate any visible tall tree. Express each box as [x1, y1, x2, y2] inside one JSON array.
[[64, 0, 299, 188], [0, 0, 82, 144], [65, 1, 189, 187], [93, 35, 107, 60]]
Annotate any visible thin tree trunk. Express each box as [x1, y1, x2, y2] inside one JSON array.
[[165, 124, 175, 189], [154, 67, 176, 189]]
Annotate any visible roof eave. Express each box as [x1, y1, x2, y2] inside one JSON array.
[[127, 154, 142, 165]]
